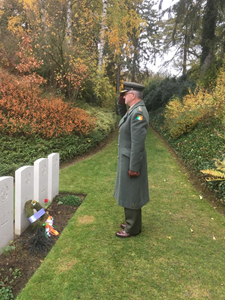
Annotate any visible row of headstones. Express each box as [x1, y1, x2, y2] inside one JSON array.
[[0, 153, 59, 252]]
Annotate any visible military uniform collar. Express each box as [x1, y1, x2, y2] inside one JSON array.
[[127, 100, 144, 114], [119, 100, 145, 127]]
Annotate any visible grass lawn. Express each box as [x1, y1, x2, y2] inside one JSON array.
[[17, 128, 225, 300]]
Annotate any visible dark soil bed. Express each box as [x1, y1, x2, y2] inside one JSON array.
[[0, 194, 86, 299]]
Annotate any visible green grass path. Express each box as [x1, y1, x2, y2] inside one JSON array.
[[17, 129, 225, 300]]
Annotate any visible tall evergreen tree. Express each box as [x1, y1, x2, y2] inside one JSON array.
[[200, 0, 225, 73], [159, 0, 225, 76], [158, 0, 202, 75]]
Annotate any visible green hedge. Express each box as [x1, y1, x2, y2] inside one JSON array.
[[0, 109, 117, 177], [143, 75, 196, 111]]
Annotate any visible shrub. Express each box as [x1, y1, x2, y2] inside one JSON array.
[[0, 69, 96, 138], [27, 227, 54, 255], [0, 105, 117, 177], [198, 58, 224, 90], [0, 34, 97, 139], [164, 88, 214, 138], [143, 75, 196, 111], [55, 194, 82, 206], [84, 105, 117, 134], [79, 73, 117, 110], [201, 158, 225, 181], [164, 60, 225, 139], [212, 63, 225, 121], [143, 78, 162, 111], [200, 133, 225, 203]]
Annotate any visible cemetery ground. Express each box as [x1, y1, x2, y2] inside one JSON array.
[[0, 194, 86, 298], [2, 128, 225, 299]]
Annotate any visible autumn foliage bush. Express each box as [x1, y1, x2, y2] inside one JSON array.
[[0, 35, 96, 139], [164, 88, 214, 138], [165, 61, 225, 139], [0, 69, 96, 138]]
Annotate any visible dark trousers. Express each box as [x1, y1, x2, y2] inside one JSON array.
[[124, 207, 142, 235]]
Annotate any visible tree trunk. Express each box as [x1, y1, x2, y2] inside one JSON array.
[[200, 0, 217, 73], [182, 33, 188, 75], [98, 0, 107, 71], [116, 64, 120, 95], [66, 1, 72, 43]]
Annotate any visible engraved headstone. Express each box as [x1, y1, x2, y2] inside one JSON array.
[[0, 177, 13, 251], [48, 153, 59, 202], [15, 166, 34, 235], [34, 158, 48, 206]]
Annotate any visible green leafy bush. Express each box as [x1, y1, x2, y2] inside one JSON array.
[[79, 70, 117, 110], [143, 75, 196, 111], [198, 58, 224, 90], [85, 106, 117, 134], [55, 194, 82, 206]]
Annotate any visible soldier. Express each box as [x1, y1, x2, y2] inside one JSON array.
[[114, 82, 150, 238]]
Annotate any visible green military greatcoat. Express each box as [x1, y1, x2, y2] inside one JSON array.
[[114, 100, 150, 209]]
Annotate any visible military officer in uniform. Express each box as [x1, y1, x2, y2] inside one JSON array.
[[114, 82, 150, 238]]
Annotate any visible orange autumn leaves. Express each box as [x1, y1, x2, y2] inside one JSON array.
[[0, 35, 96, 138], [0, 69, 95, 138]]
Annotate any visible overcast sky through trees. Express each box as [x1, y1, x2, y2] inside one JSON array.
[[147, 0, 179, 76]]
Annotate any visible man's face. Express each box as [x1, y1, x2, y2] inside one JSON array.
[[124, 91, 134, 106]]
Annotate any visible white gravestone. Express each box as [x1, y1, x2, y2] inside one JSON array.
[[48, 153, 59, 202], [15, 166, 34, 236], [0, 177, 13, 251], [34, 158, 48, 206]]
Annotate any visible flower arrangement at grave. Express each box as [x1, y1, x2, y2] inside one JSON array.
[[25, 199, 60, 236], [25, 199, 60, 255], [25, 200, 48, 230], [43, 215, 59, 237]]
